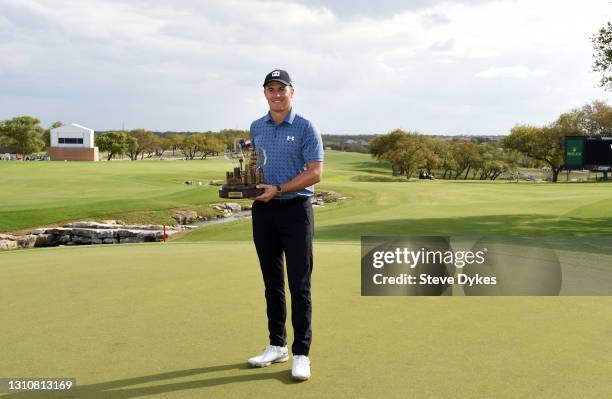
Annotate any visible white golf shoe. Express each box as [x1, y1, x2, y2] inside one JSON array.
[[247, 345, 289, 367], [291, 355, 311, 381]]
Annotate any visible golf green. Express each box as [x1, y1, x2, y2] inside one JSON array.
[[1, 242, 610, 398]]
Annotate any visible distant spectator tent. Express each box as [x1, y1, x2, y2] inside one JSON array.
[[48, 123, 99, 161]]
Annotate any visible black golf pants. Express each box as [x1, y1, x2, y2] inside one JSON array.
[[252, 196, 313, 356]]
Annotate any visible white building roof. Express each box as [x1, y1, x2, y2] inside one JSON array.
[[51, 123, 94, 134]]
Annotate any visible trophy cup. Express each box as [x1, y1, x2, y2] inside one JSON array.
[[219, 138, 266, 199]]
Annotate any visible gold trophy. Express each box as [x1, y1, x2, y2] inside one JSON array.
[[219, 138, 266, 199]]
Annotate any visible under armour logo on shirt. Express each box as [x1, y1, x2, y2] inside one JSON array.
[[287, 136, 295, 141]]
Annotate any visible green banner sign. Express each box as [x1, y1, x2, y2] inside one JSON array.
[[565, 137, 584, 168]]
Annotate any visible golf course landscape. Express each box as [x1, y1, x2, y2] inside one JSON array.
[[1, 151, 612, 398]]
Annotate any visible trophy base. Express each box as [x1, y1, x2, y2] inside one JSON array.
[[219, 184, 264, 199]]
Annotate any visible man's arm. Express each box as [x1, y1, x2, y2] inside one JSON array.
[[254, 161, 323, 202]]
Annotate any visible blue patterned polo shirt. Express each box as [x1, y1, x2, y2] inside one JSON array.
[[250, 108, 324, 199]]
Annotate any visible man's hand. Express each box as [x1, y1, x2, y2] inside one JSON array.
[[253, 184, 278, 202]]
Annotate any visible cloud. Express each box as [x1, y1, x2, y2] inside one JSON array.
[[421, 12, 452, 26], [475, 66, 549, 79], [0, 0, 609, 134], [430, 39, 454, 52], [270, 0, 497, 18]]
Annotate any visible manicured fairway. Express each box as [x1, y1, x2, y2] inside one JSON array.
[[1, 242, 611, 399], [0, 159, 231, 232], [2, 151, 612, 398], [185, 152, 612, 241], [2, 151, 611, 237]]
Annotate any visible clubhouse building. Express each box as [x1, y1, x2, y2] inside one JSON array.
[[48, 123, 99, 161]]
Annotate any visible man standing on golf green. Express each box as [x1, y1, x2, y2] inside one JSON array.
[[247, 69, 324, 381]]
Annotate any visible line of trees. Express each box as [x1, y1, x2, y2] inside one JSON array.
[[0, 115, 249, 160], [369, 130, 517, 180], [370, 101, 612, 182], [94, 129, 245, 161], [503, 101, 612, 182]]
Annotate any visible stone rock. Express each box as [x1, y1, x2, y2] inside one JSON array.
[[225, 203, 242, 213], [101, 220, 124, 225], [58, 235, 72, 244], [116, 229, 137, 238], [120, 237, 141, 244], [209, 180, 224, 186], [3, 221, 178, 249], [72, 236, 91, 244], [64, 221, 103, 229], [47, 228, 71, 236], [172, 210, 198, 225], [318, 191, 336, 198], [71, 228, 98, 238], [34, 234, 57, 247], [211, 203, 241, 213], [95, 230, 116, 239], [31, 228, 45, 235], [0, 239, 18, 251], [16, 235, 37, 248], [142, 232, 162, 242]]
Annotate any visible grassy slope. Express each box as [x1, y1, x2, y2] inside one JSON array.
[[184, 151, 612, 241], [2, 151, 610, 236], [1, 243, 611, 399], [0, 159, 243, 232]]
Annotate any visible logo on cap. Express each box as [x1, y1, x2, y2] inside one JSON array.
[[271, 71, 280, 77]]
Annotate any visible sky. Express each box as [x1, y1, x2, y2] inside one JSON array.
[[1, 0, 611, 135]]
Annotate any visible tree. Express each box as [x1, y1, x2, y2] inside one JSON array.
[[141, 133, 161, 158], [451, 140, 480, 179], [95, 131, 129, 161], [436, 140, 457, 179], [127, 129, 160, 160], [592, 21, 612, 91], [164, 134, 184, 157], [126, 135, 139, 160], [379, 133, 427, 179], [158, 135, 174, 157], [369, 130, 409, 176], [574, 101, 612, 136], [0, 116, 45, 157], [199, 135, 226, 159], [502, 124, 566, 182], [179, 134, 201, 160]]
